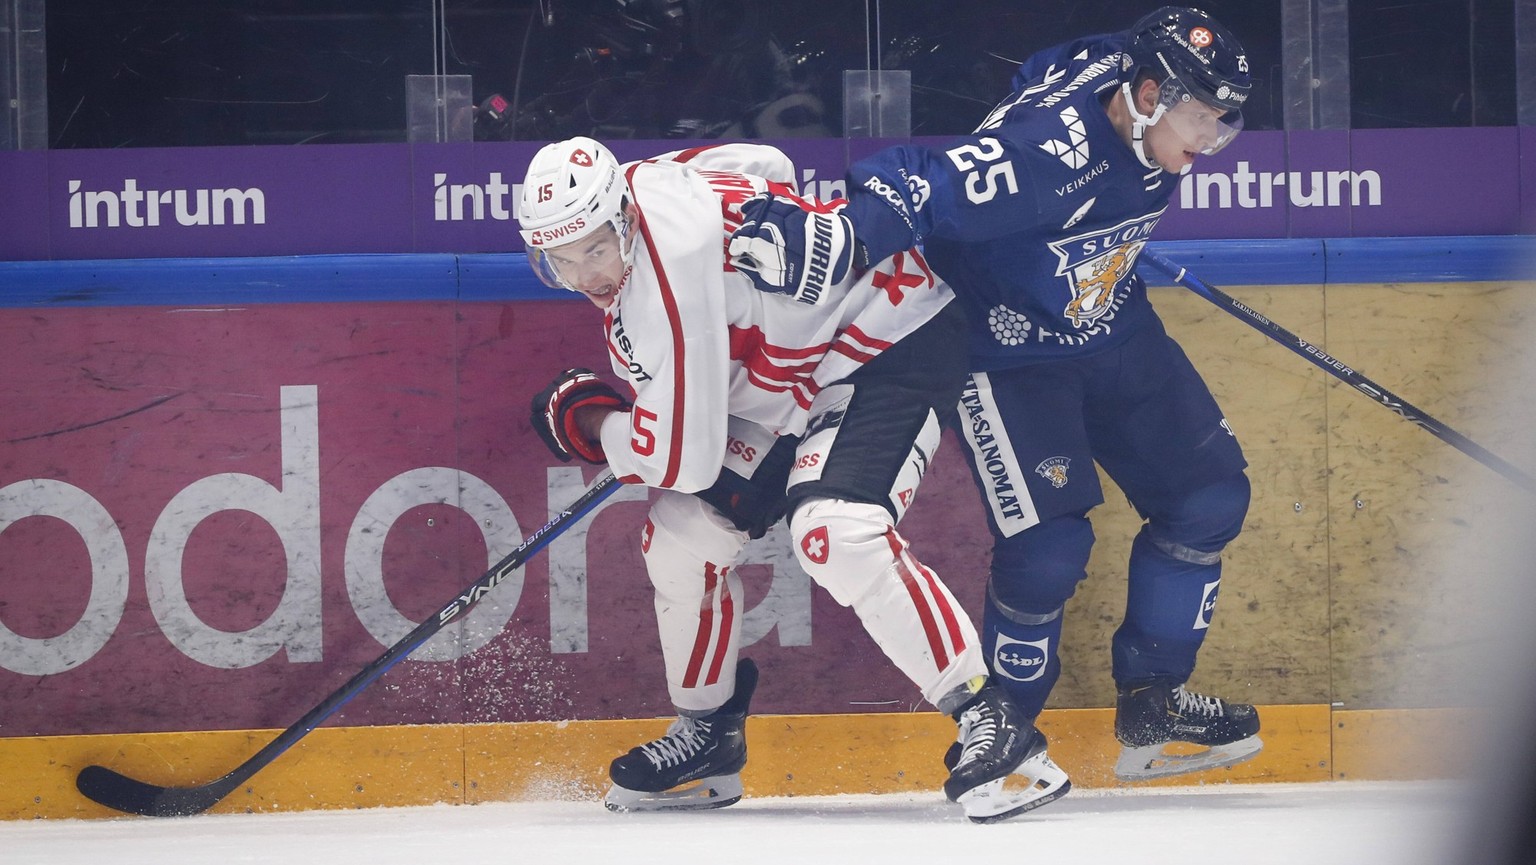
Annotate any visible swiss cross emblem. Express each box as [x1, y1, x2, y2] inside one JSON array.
[[801, 526, 830, 564], [897, 488, 914, 507], [641, 518, 654, 554], [1188, 26, 1213, 47], [570, 149, 593, 166]]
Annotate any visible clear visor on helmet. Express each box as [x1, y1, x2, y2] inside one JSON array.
[[528, 221, 626, 292], [1154, 74, 1244, 155]]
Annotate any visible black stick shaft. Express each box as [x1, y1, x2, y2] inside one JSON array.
[[77, 471, 623, 816], [1142, 249, 1536, 495]]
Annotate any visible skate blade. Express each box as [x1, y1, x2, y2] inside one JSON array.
[[1114, 734, 1264, 782], [603, 774, 744, 813], [957, 753, 1072, 824]]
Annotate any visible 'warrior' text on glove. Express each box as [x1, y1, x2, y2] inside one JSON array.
[[728, 193, 858, 305]]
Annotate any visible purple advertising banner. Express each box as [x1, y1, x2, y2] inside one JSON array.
[[1348, 127, 1520, 237], [41, 145, 417, 259], [1157, 128, 1294, 239], [1277, 130, 1353, 239], [0, 151, 50, 260], [0, 128, 1529, 263], [1525, 131, 1536, 235]]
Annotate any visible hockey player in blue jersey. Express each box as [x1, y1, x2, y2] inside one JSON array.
[[727, 7, 1262, 781]]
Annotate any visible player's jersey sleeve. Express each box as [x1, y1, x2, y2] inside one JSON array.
[[646, 143, 797, 187], [1010, 34, 1117, 93], [596, 162, 732, 493], [843, 134, 1045, 267]]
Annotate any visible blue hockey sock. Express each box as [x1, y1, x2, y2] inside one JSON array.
[[982, 594, 1063, 720], [1111, 531, 1221, 684]]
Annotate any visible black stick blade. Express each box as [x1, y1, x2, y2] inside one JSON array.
[[76, 765, 231, 817]]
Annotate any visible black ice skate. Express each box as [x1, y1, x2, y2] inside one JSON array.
[[603, 658, 758, 813], [1114, 679, 1263, 781], [943, 680, 1071, 823]]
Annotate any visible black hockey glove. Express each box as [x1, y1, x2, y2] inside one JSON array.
[[728, 193, 858, 306], [531, 368, 629, 465]]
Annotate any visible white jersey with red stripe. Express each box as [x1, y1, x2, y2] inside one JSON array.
[[595, 143, 954, 493]]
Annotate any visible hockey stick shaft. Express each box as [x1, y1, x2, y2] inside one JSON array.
[[76, 471, 624, 817], [1142, 249, 1536, 495]]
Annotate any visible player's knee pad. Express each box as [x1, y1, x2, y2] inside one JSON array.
[[642, 490, 750, 601], [791, 497, 982, 706], [1145, 472, 1251, 564], [788, 498, 898, 605], [988, 513, 1095, 614]]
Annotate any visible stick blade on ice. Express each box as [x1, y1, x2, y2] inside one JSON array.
[[76, 764, 231, 817]]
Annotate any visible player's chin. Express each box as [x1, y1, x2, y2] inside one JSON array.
[[1161, 151, 1197, 173]]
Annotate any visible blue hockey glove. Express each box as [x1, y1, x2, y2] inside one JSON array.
[[728, 193, 857, 305], [531, 368, 629, 464]]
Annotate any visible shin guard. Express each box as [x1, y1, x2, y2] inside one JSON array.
[[642, 491, 750, 713]]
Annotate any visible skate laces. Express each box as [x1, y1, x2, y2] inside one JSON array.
[[638, 717, 712, 769], [1173, 685, 1226, 719], [954, 702, 1000, 767]]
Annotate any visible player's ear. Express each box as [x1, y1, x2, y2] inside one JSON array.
[[1136, 78, 1161, 115]]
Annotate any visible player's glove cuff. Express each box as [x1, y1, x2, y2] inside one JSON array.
[[531, 368, 630, 465]]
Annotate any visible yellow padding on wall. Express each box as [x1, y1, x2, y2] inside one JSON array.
[[0, 705, 1460, 820], [1331, 707, 1485, 781], [6, 725, 467, 819]]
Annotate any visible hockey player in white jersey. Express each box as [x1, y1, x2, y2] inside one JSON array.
[[516, 137, 1070, 823]]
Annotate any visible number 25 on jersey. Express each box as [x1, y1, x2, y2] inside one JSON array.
[[946, 138, 1018, 204]]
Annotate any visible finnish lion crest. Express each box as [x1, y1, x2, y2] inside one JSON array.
[[1064, 245, 1134, 325], [1035, 456, 1072, 489], [1046, 211, 1164, 328]]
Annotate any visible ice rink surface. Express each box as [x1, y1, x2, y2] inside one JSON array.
[[5, 781, 1467, 865]]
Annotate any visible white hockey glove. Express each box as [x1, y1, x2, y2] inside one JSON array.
[[728, 193, 856, 306]]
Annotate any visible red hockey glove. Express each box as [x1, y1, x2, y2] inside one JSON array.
[[531, 369, 629, 464]]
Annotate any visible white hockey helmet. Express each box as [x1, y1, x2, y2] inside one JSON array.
[[516, 136, 635, 290]]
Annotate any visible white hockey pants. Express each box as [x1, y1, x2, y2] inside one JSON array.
[[789, 498, 985, 711], [642, 490, 751, 714]]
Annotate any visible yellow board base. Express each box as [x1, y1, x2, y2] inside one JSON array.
[[0, 705, 1478, 820]]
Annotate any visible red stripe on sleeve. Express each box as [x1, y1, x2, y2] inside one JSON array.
[[669, 145, 717, 164], [625, 164, 690, 489]]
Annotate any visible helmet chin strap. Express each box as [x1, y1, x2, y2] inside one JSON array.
[[1120, 82, 1167, 171]]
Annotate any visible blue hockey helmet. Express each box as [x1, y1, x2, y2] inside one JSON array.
[[1119, 7, 1251, 167], [1126, 7, 1251, 114]]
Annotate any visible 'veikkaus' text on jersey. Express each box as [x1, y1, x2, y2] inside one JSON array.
[[843, 32, 1179, 370]]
